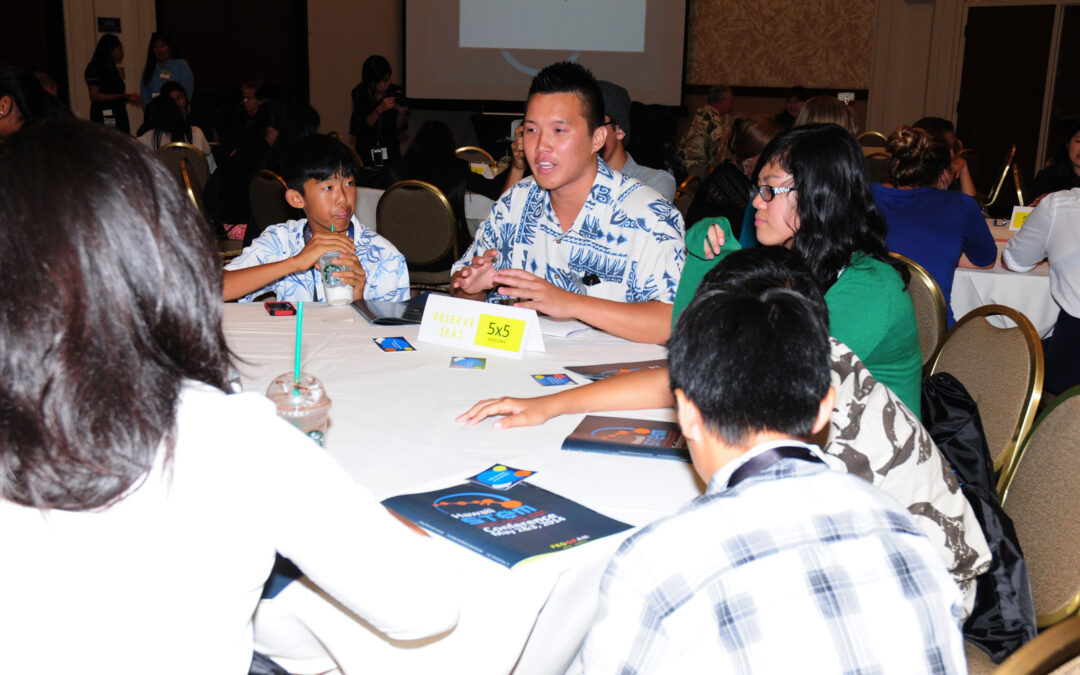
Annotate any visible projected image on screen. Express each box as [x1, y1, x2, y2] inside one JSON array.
[[406, 0, 686, 106], [459, 0, 646, 53]]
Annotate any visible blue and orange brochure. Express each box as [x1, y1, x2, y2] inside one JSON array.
[[561, 415, 689, 462], [564, 359, 667, 382], [382, 481, 631, 569]]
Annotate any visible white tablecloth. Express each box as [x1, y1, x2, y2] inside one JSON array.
[[951, 224, 1057, 336], [224, 303, 694, 674]]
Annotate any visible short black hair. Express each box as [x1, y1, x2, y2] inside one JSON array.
[[668, 249, 832, 446], [912, 116, 956, 139], [527, 61, 605, 132], [281, 133, 361, 192], [159, 81, 187, 99]]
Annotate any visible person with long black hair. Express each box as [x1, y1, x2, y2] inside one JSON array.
[[0, 119, 459, 674], [84, 33, 140, 133], [136, 94, 216, 172], [139, 32, 194, 108], [1031, 118, 1080, 201]]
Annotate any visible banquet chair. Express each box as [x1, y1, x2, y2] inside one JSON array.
[[673, 173, 701, 220], [376, 180, 458, 290], [890, 253, 947, 369], [856, 130, 888, 148], [980, 145, 1017, 215], [998, 386, 1080, 631], [865, 151, 892, 184], [180, 158, 206, 215], [455, 145, 496, 168], [248, 170, 302, 243], [1013, 162, 1028, 207], [928, 304, 1044, 494], [158, 142, 210, 193]]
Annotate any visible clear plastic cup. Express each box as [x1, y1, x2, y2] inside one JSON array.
[[265, 373, 333, 447], [317, 252, 354, 306]]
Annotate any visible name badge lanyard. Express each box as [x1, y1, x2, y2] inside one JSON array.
[[726, 446, 824, 489], [304, 223, 354, 302]]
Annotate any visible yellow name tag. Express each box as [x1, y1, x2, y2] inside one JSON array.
[[475, 314, 526, 351]]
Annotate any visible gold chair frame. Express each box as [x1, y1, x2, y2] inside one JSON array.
[[376, 180, 459, 288], [454, 145, 496, 167], [158, 140, 206, 157], [856, 130, 888, 146], [179, 158, 203, 212], [1012, 162, 1027, 207], [929, 304, 1044, 494], [995, 615, 1080, 673], [254, 169, 288, 190], [890, 253, 947, 369], [999, 384, 1080, 628], [981, 144, 1017, 212]]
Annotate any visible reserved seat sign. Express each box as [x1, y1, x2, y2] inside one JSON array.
[[417, 294, 545, 358]]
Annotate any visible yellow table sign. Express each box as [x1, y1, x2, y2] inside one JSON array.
[[417, 294, 544, 359], [1009, 205, 1034, 231], [476, 314, 526, 352]]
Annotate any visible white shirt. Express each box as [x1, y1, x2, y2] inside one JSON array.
[[0, 382, 460, 674], [1004, 187, 1080, 318]]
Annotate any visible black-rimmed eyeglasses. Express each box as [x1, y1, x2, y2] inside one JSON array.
[[751, 185, 797, 202]]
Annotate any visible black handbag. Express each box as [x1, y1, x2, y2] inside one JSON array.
[[922, 372, 1037, 663]]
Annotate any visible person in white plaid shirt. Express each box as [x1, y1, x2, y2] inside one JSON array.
[[572, 262, 965, 673]]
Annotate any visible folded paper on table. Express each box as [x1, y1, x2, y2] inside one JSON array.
[[382, 481, 631, 568], [418, 294, 545, 358], [562, 415, 689, 462]]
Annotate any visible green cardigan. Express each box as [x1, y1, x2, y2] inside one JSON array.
[[673, 218, 923, 416]]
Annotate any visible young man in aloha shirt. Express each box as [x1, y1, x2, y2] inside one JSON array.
[[450, 61, 684, 344]]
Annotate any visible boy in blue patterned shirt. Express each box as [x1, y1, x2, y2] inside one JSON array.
[[224, 134, 409, 303], [573, 258, 965, 673]]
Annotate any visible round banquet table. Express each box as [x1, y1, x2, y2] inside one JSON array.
[[951, 223, 1057, 336], [224, 302, 696, 675]]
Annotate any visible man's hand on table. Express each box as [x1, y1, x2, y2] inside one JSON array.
[[491, 269, 582, 319]]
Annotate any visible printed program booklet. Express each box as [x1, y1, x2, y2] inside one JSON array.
[[562, 415, 690, 462], [564, 359, 667, 382], [382, 482, 631, 568]]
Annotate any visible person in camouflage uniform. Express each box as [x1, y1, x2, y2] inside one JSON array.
[[677, 85, 733, 177]]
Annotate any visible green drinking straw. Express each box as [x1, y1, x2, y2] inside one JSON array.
[[293, 300, 304, 398]]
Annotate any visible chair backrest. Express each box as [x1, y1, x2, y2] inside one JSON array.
[[158, 142, 210, 192], [248, 170, 301, 242], [674, 174, 701, 219], [856, 130, 889, 147], [929, 305, 1043, 488], [1000, 386, 1080, 629], [454, 146, 495, 167], [180, 158, 205, 214], [890, 253, 947, 368], [1013, 161, 1028, 207], [981, 144, 1017, 210], [864, 151, 892, 184], [993, 615, 1080, 674], [376, 180, 458, 268]]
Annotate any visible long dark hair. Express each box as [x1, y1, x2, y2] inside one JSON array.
[[138, 93, 192, 145], [757, 123, 905, 292], [141, 32, 174, 86], [1045, 118, 1080, 180], [88, 34, 122, 76], [0, 118, 230, 510], [397, 120, 468, 226]]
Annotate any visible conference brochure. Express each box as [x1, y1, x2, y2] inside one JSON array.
[[382, 481, 632, 569], [564, 359, 667, 382], [562, 415, 690, 462]]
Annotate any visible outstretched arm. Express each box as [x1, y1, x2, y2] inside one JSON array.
[[457, 367, 673, 429]]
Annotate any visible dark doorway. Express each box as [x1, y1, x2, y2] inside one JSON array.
[[955, 4, 1055, 216], [0, 1, 69, 105], [154, 0, 308, 141], [1044, 5, 1080, 177]]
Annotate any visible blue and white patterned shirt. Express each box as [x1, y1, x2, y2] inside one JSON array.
[[225, 216, 410, 303], [453, 158, 685, 304], [572, 440, 966, 674]]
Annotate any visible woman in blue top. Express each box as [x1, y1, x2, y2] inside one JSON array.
[[140, 32, 194, 108], [874, 125, 997, 326]]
